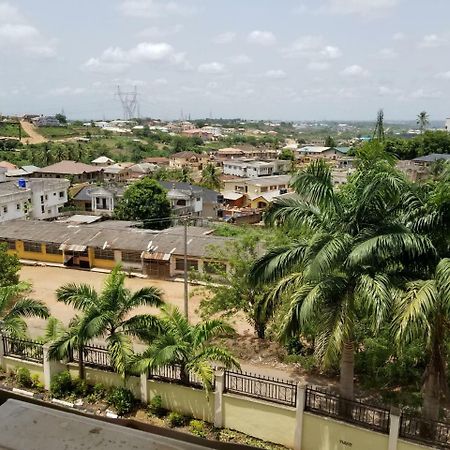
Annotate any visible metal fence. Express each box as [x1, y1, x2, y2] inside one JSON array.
[[305, 387, 390, 434], [400, 414, 450, 448], [70, 344, 113, 371], [224, 369, 297, 407], [2, 335, 44, 363], [147, 365, 210, 389]]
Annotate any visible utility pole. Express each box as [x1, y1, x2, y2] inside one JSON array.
[[183, 217, 189, 319]]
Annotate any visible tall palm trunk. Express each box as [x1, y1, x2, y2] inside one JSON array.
[[339, 340, 355, 400], [78, 346, 85, 380]]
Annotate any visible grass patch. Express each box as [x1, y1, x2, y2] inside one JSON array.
[[0, 123, 27, 138]]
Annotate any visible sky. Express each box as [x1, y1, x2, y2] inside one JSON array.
[[1, 0, 450, 121]]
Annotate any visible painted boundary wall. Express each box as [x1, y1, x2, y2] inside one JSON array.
[[0, 353, 437, 450]]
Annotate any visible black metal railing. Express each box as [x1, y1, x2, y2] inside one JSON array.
[[147, 365, 210, 389], [224, 370, 297, 407], [400, 414, 450, 448], [70, 344, 113, 371], [305, 387, 390, 434], [2, 335, 44, 363]]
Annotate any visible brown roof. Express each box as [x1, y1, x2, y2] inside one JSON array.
[[142, 157, 170, 165], [36, 160, 102, 175], [170, 151, 199, 159], [0, 161, 18, 170]]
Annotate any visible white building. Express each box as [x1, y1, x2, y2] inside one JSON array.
[[31, 116, 61, 127], [0, 173, 69, 222], [445, 118, 450, 132], [222, 159, 290, 178], [167, 188, 203, 216]]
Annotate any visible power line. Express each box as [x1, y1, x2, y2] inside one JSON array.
[[116, 85, 139, 120]]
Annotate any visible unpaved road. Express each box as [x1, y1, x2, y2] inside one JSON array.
[[20, 120, 47, 144]]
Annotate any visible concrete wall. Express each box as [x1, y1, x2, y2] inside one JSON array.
[[2, 356, 45, 384], [301, 412, 389, 450], [222, 394, 297, 449], [398, 439, 434, 450], [148, 379, 214, 423]]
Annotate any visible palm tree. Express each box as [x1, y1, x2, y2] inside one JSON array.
[[395, 259, 450, 420], [48, 266, 164, 378], [178, 166, 194, 183], [0, 283, 49, 338], [417, 111, 429, 134], [373, 109, 385, 142], [133, 305, 239, 390], [201, 163, 221, 190], [250, 158, 434, 400]]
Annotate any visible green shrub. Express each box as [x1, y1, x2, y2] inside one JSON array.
[[15, 367, 32, 388], [189, 419, 206, 438], [166, 411, 185, 428], [31, 374, 44, 392], [107, 387, 134, 416], [86, 383, 108, 404], [147, 395, 166, 418], [50, 371, 73, 399], [72, 378, 88, 397]]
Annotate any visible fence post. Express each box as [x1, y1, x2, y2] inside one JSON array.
[[388, 407, 401, 450], [43, 344, 66, 390], [294, 383, 306, 450], [0, 335, 5, 370], [140, 372, 149, 404], [214, 369, 225, 428]]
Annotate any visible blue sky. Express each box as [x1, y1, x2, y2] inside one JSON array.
[[1, 0, 450, 121]]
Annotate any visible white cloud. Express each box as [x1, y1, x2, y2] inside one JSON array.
[[307, 61, 331, 71], [283, 35, 341, 60], [247, 30, 276, 46], [82, 41, 186, 73], [340, 64, 369, 77], [321, 0, 398, 16], [265, 69, 287, 79], [392, 32, 406, 41], [228, 54, 252, 64], [293, 3, 309, 14], [379, 47, 397, 58], [213, 32, 236, 44], [198, 62, 225, 74], [48, 87, 86, 96], [119, 0, 194, 18], [378, 85, 402, 96], [0, 3, 56, 57], [419, 34, 448, 49], [137, 24, 183, 39], [410, 88, 442, 99], [436, 71, 450, 80]]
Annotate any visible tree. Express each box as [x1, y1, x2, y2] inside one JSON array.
[[133, 305, 239, 390], [178, 166, 193, 183], [373, 109, 385, 142], [55, 113, 67, 125], [417, 111, 429, 134], [325, 136, 336, 148], [395, 259, 450, 420], [194, 232, 277, 339], [250, 158, 433, 400], [114, 178, 171, 229], [279, 149, 295, 161], [0, 283, 49, 338], [200, 163, 221, 190], [48, 265, 164, 378], [0, 243, 20, 287]]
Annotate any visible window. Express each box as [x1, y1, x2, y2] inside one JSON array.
[[94, 248, 114, 260], [46, 243, 62, 255], [16, 204, 20, 210], [175, 258, 198, 271], [0, 239, 16, 250], [53, 192, 56, 196], [59, 191, 64, 198], [41, 205, 45, 214], [121, 251, 142, 264], [40, 195, 44, 203], [3, 206, 7, 214], [260, 187, 268, 193], [24, 241, 42, 253], [45, 195, 48, 200], [176, 199, 186, 206]]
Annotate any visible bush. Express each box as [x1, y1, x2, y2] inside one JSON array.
[[166, 411, 185, 428], [72, 378, 88, 397], [107, 387, 134, 416], [189, 419, 206, 438], [50, 371, 73, 399], [15, 367, 32, 388], [31, 374, 44, 392], [147, 395, 166, 418]]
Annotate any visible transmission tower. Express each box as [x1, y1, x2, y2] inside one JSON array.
[[116, 85, 139, 120]]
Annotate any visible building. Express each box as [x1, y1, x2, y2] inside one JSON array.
[[222, 159, 290, 178], [71, 185, 125, 215], [103, 163, 133, 183], [167, 187, 203, 217], [0, 220, 232, 278], [412, 153, 450, 166], [169, 152, 210, 170], [142, 157, 170, 166], [0, 175, 69, 222], [222, 175, 291, 196], [31, 116, 61, 127], [296, 146, 347, 161], [34, 161, 104, 183], [91, 156, 115, 166], [5, 165, 40, 178], [446, 118, 450, 132]]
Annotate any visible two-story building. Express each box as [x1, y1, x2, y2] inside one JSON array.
[[222, 159, 290, 178], [34, 161, 104, 184], [71, 185, 125, 216], [169, 152, 210, 170], [222, 174, 291, 196]]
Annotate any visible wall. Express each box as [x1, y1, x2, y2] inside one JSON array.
[[2, 356, 45, 384], [301, 412, 389, 450], [398, 439, 434, 450], [222, 394, 297, 449], [15, 241, 63, 264], [147, 379, 214, 423]]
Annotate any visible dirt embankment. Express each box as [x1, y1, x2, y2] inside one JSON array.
[[20, 120, 47, 144]]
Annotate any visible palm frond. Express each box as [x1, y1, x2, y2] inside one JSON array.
[[193, 319, 235, 346], [5, 298, 49, 320], [106, 332, 133, 377], [121, 314, 163, 341], [56, 283, 98, 310], [125, 286, 164, 309]]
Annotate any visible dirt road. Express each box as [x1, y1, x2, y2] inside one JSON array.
[[20, 120, 47, 144]]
